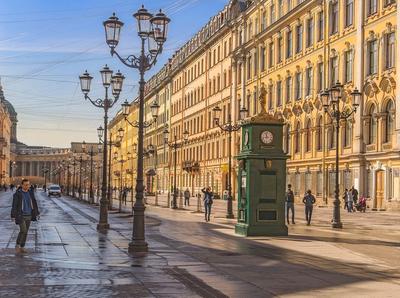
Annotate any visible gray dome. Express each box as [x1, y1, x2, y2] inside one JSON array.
[[3, 99, 17, 117]]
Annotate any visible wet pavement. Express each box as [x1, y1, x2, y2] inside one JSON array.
[[1, 190, 400, 297]]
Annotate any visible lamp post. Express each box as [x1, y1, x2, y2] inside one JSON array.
[[80, 65, 125, 231], [97, 126, 124, 210], [163, 128, 189, 209], [113, 151, 126, 213], [212, 106, 248, 219], [66, 162, 71, 195], [146, 144, 158, 205], [320, 81, 361, 229], [43, 168, 49, 191], [104, 5, 170, 253], [82, 141, 96, 204]]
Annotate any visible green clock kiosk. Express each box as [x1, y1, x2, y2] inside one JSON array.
[[235, 92, 288, 236]]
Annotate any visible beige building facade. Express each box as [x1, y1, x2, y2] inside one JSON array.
[[110, 0, 400, 210]]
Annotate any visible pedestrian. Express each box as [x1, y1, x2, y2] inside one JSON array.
[[184, 188, 190, 207], [346, 189, 353, 212], [343, 189, 348, 210], [285, 184, 295, 224], [201, 187, 213, 222], [351, 186, 359, 205], [11, 179, 40, 254], [302, 189, 316, 226], [122, 188, 127, 205]]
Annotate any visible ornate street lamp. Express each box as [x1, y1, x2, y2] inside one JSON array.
[[320, 81, 361, 229], [98, 126, 124, 210], [79, 65, 125, 231], [164, 127, 189, 209], [104, 5, 170, 253], [212, 105, 248, 218]]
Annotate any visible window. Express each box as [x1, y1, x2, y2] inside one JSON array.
[[296, 24, 303, 53], [385, 101, 394, 143], [278, 0, 284, 18], [268, 42, 275, 68], [385, 32, 395, 69], [330, 2, 339, 35], [277, 37, 283, 63], [344, 50, 353, 83], [294, 122, 301, 153], [368, 39, 378, 75], [247, 56, 252, 80], [295, 72, 302, 100], [261, 12, 267, 31], [368, 105, 377, 144], [270, 3, 276, 24], [367, 0, 378, 16], [317, 62, 324, 92], [287, 0, 292, 11], [306, 18, 314, 48], [305, 172, 312, 191], [277, 81, 282, 106], [330, 56, 338, 86], [286, 29, 292, 58], [253, 52, 258, 76], [345, 0, 354, 27], [318, 11, 324, 41], [286, 76, 292, 103], [268, 85, 273, 110], [260, 46, 266, 72], [344, 119, 352, 147], [305, 67, 312, 97], [316, 117, 323, 151], [305, 119, 312, 152], [253, 90, 258, 115]]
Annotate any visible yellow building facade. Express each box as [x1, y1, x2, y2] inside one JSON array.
[[110, 0, 400, 210]]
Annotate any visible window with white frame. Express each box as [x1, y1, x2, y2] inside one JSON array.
[[295, 72, 302, 100], [385, 32, 395, 69], [330, 56, 338, 86], [306, 17, 314, 48], [344, 50, 353, 83], [296, 24, 303, 53], [330, 2, 339, 35], [286, 76, 292, 103], [367, 39, 378, 75], [305, 67, 312, 97], [345, 0, 354, 27]]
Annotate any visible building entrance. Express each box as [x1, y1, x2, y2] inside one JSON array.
[[375, 171, 385, 210]]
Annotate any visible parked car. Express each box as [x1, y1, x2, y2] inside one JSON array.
[[48, 185, 61, 197]]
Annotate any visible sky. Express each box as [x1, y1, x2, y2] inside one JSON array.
[[0, 0, 227, 148]]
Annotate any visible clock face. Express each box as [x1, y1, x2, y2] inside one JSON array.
[[261, 130, 274, 145], [244, 130, 249, 145]]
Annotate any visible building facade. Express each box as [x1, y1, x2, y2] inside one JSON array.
[[0, 83, 13, 185], [110, 0, 400, 210]]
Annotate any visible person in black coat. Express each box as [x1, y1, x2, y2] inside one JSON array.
[[11, 179, 40, 253]]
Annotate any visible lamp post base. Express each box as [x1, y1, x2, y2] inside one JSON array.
[[331, 221, 343, 229], [128, 241, 148, 253], [97, 223, 110, 231]]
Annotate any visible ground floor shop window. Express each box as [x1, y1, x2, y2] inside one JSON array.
[[317, 171, 323, 196]]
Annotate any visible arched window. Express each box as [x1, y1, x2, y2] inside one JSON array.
[[327, 118, 336, 149], [385, 100, 394, 143], [369, 105, 377, 144], [305, 119, 312, 152], [316, 116, 323, 151], [294, 122, 301, 153]]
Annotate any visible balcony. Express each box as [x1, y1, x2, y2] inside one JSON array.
[[182, 161, 200, 173]]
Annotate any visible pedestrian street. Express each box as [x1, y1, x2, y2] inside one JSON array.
[[1, 190, 400, 297]]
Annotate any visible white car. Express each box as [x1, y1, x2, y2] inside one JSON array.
[[48, 185, 61, 197]]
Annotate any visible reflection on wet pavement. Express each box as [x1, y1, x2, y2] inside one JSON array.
[[1, 190, 400, 297]]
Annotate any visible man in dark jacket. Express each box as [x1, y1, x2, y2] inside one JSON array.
[[11, 179, 40, 253], [302, 189, 316, 226], [201, 187, 213, 222], [285, 184, 295, 224], [184, 188, 191, 207]]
